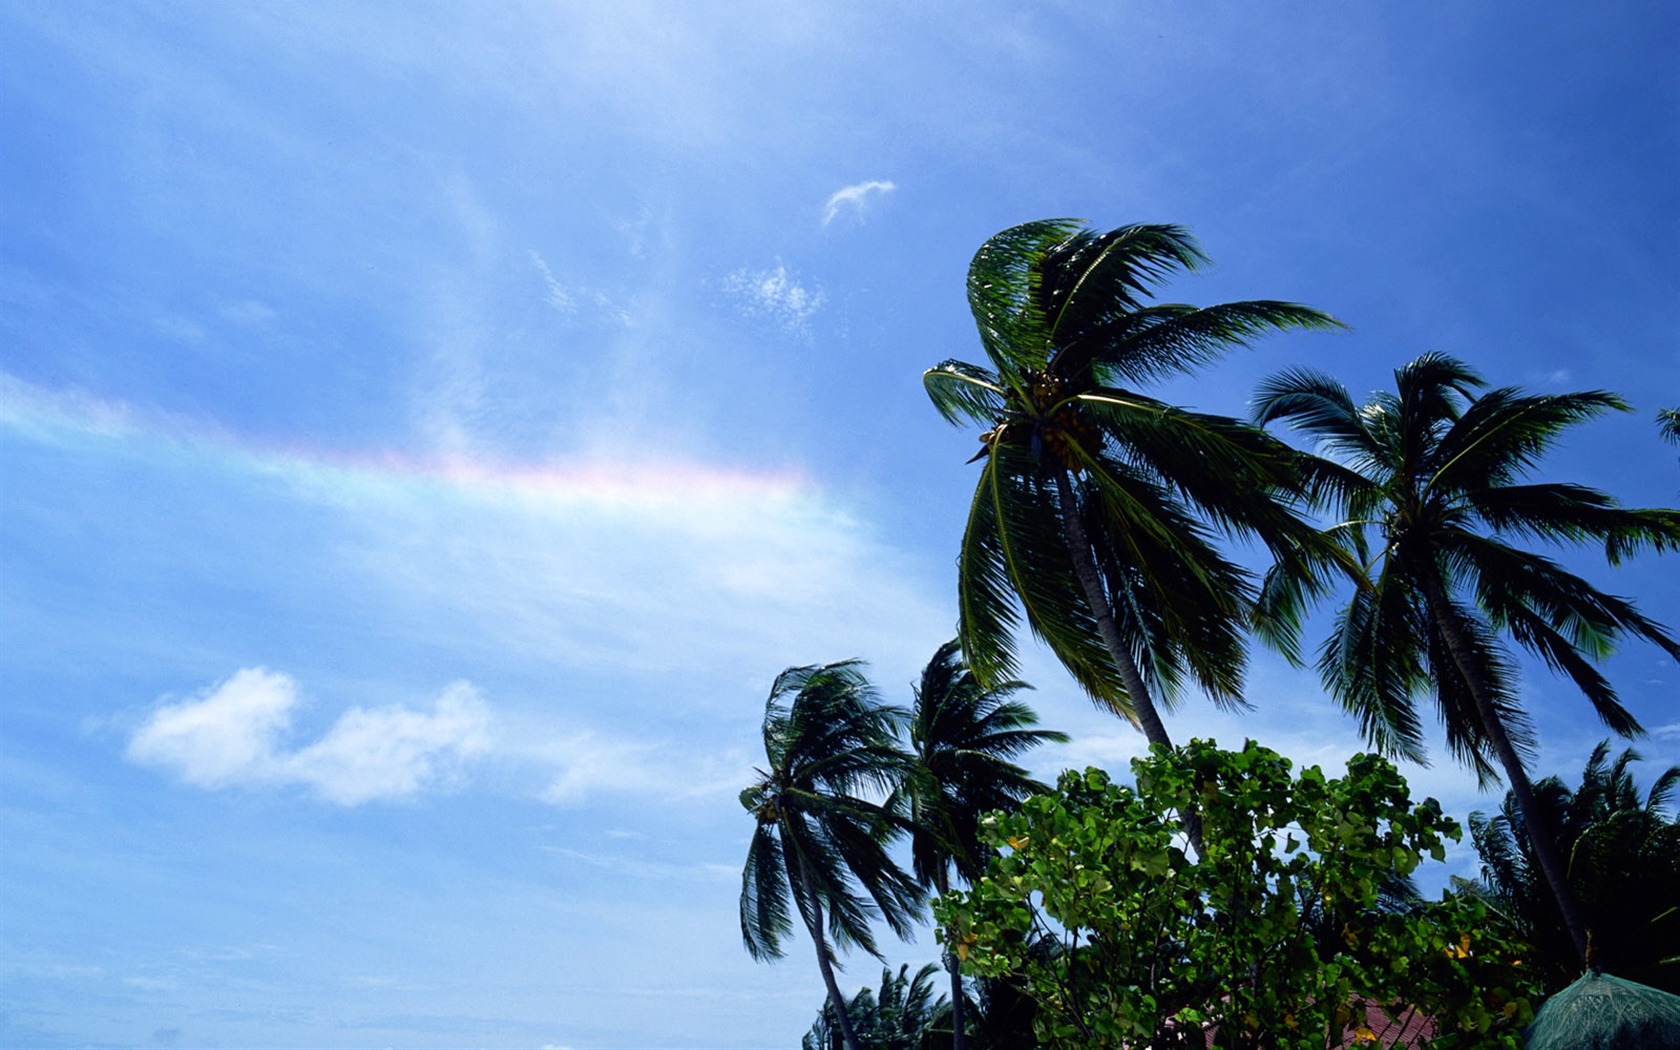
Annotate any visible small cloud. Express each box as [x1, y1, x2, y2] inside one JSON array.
[[127, 669, 491, 805], [528, 250, 577, 315], [1524, 368, 1573, 387], [127, 668, 294, 788], [822, 179, 895, 226], [723, 263, 824, 333]]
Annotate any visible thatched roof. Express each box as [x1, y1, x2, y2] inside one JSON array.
[[1525, 971, 1680, 1050]]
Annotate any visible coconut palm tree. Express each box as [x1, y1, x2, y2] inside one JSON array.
[[900, 640, 1067, 1050], [803, 963, 949, 1050], [924, 220, 1341, 751], [741, 660, 924, 1050], [1659, 408, 1679, 447], [1471, 741, 1680, 992], [1253, 352, 1680, 963]]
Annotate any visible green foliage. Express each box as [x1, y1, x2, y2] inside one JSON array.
[[1470, 741, 1680, 993], [804, 964, 950, 1050], [937, 741, 1541, 1049]]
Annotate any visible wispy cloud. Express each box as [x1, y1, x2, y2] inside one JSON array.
[[527, 250, 577, 315], [127, 669, 492, 805], [822, 179, 896, 226], [723, 263, 824, 333]]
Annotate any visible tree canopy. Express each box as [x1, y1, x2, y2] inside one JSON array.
[[937, 741, 1540, 1049]]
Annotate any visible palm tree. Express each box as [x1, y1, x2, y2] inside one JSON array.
[[741, 660, 924, 1050], [924, 220, 1340, 751], [803, 963, 949, 1050], [1659, 408, 1679, 447], [1471, 741, 1680, 992], [900, 640, 1067, 1050], [1253, 352, 1680, 963]]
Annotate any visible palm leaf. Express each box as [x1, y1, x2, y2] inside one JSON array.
[[924, 360, 1009, 428], [1070, 300, 1341, 388], [966, 219, 1085, 374]]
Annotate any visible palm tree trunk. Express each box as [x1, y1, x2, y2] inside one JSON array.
[[799, 860, 864, 1050], [1053, 470, 1203, 856], [1051, 470, 1174, 748], [1420, 575, 1591, 966], [945, 944, 965, 1050], [939, 870, 966, 1050]]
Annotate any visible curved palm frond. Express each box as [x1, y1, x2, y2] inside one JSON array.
[[1431, 388, 1627, 492], [924, 359, 1008, 429], [966, 218, 1087, 374], [1659, 408, 1680, 447], [1076, 299, 1343, 388]]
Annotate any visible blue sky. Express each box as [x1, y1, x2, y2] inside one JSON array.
[[2, 3, 1677, 1047]]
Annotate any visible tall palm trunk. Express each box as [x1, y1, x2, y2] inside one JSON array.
[[797, 851, 864, 1050], [1052, 470, 1174, 748], [944, 943, 965, 1050], [936, 869, 967, 1050], [1420, 574, 1591, 965], [1053, 470, 1204, 856]]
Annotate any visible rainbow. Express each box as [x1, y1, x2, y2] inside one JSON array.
[[0, 371, 813, 512]]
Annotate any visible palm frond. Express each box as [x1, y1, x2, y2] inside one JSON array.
[[1318, 569, 1428, 763], [1469, 482, 1680, 562], [742, 824, 792, 961], [966, 219, 1086, 373], [1453, 531, 1680, 664], [1069, 299, 1342, 388], [982, 441, 1137, 717], [954, 451, 1028, 691], [1432, 388, 1627, 491], [1039, 223, 1207, 350], [924, 359, 1008, 428], [1659, 408, 1680, 447]]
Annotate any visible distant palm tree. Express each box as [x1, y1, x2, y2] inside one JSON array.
[[741, 660, 923, 1050], [803, 963, 948, 1050], [1472, 741, 1680, 992], [900, 640, 1066, 1050], [924, 220, 1339, 751], [1254, 353, 1680, 963], [1659, 408, 1680, 447]]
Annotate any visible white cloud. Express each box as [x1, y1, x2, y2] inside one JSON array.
[[127, 669, 492, 804], [822, 179, 895, 226], [127, 668, 294, 788], [286, 681, 492, 805], [723, 263, 824, 332]]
